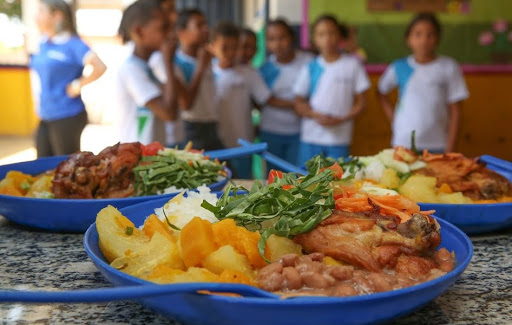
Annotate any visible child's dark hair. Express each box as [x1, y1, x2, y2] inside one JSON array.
[[312, 14, 349, 39], [405, 12, 442, 38], [119, 0, 162, 43], [176, 8, 204, 29], [267, 18, 295, 39], [240, 27, 257, 40], [211, 21, 240, 40]]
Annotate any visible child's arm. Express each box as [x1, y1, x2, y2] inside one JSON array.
[[176, 46, 212, 110], [316, 91, 367, 126], [145, 37, 178, 121], [266, 96, 295, 110], [446, 101, 462, 153], [378, 92, 395, 123], [294, 96, 321, 119]]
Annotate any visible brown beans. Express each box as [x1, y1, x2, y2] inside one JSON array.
[[280, 254, 299, 267], [309, 252, 325, 262], [259, 272, 285, 292], [301, 272, 330, 289], [368, 273, 393, 292], [333, 284, 358, 297], [282, 267, 302, 290], [326, 265, 354, 281]]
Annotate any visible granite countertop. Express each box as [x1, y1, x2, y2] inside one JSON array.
[[0, 191, 511, 324]]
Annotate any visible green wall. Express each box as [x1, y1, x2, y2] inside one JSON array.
[[309, 0, 512, 63]]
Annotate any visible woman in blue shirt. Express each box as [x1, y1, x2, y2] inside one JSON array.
[[31, 0, 106, 157]]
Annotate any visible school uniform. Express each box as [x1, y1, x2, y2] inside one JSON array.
[[115, 55, 165, 145], [259, 51, 313, 167], [293, 54, 370, 166], [30, 33, 91, 157], [174, 49, 223, 151], [213, 62, 271, 179], [378, 55, 469, 151], [149, 51, 184, 148]]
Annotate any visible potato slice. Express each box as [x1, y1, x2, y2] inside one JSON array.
[[144, 265, 218, 284], [399, 175, 438, 203], [96, 205, 150, 263], [111, 232, 184, 277], [379, 168, 400, 189], [203, 245, 254, 278], [143, 213, 178, 242], [266, 235, 303, 263], [26, 175, 53, 198]]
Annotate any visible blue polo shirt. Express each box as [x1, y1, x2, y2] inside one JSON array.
[[30, 34, 91, 121]]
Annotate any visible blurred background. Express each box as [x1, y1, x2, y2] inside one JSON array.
[[0, 0, 511, 165]]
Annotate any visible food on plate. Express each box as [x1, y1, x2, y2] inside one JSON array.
[[96, 158, 456, 297], [306, 148, 512, 204], [0, 141, 227, 199]]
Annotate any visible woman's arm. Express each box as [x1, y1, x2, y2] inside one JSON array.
[[66, 52, 107, 97], [446, 101, 462, 153]]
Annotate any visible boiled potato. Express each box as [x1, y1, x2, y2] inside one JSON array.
[[203, 245, 254, 278], [142, 213, 178, 243], [438, 192, 473, 204], [265, 234, 303, 263], [399, 175, 438, 203], [26, 175, 53, 197], [96, 205, 150, 262], [180, 217, 218, 268], [144, 265, 218, 284], [380, 168, 400, 189], [111, 232, 185, 277]]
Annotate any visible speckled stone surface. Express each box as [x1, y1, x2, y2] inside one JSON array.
[[0, 208, 511, 324]]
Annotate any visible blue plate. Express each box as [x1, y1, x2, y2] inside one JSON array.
[[84, 196, 473, 325], [419, 202, 512, 235], [0, 156, 230, 232]]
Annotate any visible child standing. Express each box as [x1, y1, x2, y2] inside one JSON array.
[[237, 28, 258, 66], [210, 22, 271, 178], [378, 13, 468, 153], [174, 9, 223, 151], [294, 15, 370, 166], [260, 19, 313, 167], [115, 0, 178, 144]]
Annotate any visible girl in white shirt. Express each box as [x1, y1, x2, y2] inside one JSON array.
[[378, 13, 469, 153], [294, 15, 370, 166], [260, 19, 313, 167]]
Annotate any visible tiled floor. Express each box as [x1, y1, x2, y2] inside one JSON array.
[[0, 124, 117, 165]]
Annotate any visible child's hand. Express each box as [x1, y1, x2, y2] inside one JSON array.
[[161, 32, 178, 62], [197, 45, 213, 71], [316, 114, 346, 126], [295, 101, 314, 117]]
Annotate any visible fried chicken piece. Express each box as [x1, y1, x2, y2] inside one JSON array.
[[294, 210, 440, 272], [52, 142, 142, 199], [417, 151, 512, 200]]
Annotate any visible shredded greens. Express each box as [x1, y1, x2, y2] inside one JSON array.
[[305, 154, 363, 176], [125, 226, 133, 236], [410, 130, 420, 155], [201, 157, 335, 262], [133, 153, 225, 196]]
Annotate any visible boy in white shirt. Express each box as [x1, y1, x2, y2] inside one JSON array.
[[174, 8, 223, 150], [378, 13, 469, 153], [115, 0, 178, 144], [294, 15, 370, 166], [209, 22, 272, 178]]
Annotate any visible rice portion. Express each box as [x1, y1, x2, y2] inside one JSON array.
[[153, 185, 219, 229]]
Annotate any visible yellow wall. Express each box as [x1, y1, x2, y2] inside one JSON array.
[[1, 68, 511, 160], [0, 67, 38, 136]]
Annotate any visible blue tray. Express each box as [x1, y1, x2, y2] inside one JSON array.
[[84, 196, 473, 325], [0, 156, 230, 232]]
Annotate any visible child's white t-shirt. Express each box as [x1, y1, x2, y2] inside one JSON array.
[[213, 62, 271, 148], [149, 51, 184, 145], [259, 51, 314, 135], [115, 55, 165, 145], [293, 54, 370, 146], [174, 49, 218, 123], [378, 55, 469, 150]]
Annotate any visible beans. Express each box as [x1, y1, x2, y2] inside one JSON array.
[[258, 262, 283, 278], [333, 284, 358, 297], [280, 254, 299, 267], [259, 272, 285, 292], [301, 272, 330, 289], [309, 252, 325, 262], [327, 265, 354, 281], [282, 267, 302, 290], [368, 273, 393, 292]]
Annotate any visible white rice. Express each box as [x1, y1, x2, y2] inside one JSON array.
[[153, 185, 219, 229]]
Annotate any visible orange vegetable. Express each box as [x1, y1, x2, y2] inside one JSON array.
[[320, 162, 343, 179], [438, 183, 453, 194], [143, 214, 177, 242], [180, 217, 218, 268]]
